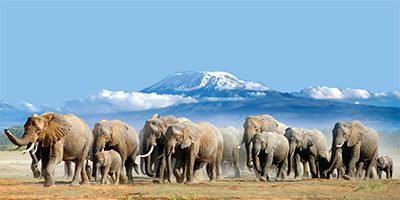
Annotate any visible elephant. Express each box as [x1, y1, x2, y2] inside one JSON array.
[[139, 114, 180, 180], [284, 127, 329, 179], [219, 126, 243, 178], [376, 156, 393, 179], [4, 112, 93, 187], [94, 149, 122, 185], [163, 121, 224, 184], [243, 115, 287, 171], [252, 131, 289, 181], [92, 119, 140, 183], [330, 121, 379, 180], [323, 147, 345, 179]]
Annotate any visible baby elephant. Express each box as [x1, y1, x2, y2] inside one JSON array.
[[376, 156, 393, 179], [95, 150, 122, 185]]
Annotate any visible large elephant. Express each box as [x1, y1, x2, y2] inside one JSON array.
[[331, 121, 379, 180], [164, 121, 223, 184], [285, 127, 329, 179], [91, 119, 139, 183], [139, 114, 179, 179], [4, 112, 93, 187], [219, 126, 243, 177], [243, 115, 287, 170], [252, 131, 289, 181]]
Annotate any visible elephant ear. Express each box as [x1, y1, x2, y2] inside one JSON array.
[[260, 117, 278, 132], [181, 123, 200, 149], [110, 121, 128, 146], [264, 133, 274, 154], [151, 113, 160, 119], [347, 121, 364, 147], [303, 131, 318, 149], [42, 113, 71, 147]]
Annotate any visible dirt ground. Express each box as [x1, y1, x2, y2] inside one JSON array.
[[1, 151, 399, 200]]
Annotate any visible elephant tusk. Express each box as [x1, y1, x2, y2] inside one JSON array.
[[140, 145, 154, 158], [23, 143, 35, 154], [256, 150, 260, 156], [31, 142, 38, 154], [238, 145, 241, 149], [336, 142, 344, 148], [156, 153, 164, 160]]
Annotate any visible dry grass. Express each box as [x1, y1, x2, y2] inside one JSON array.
[[1, 151, 399, 199]]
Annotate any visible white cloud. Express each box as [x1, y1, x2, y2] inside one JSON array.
[[62, 89, 198, 114], [301, 86, 370, 100], [21, 102, 40, 112]]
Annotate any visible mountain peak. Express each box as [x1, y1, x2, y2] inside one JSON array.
[[141, 71, 268, 97]]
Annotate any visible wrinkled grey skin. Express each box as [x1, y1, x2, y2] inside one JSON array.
[[376, 156, 393, 179], [95, 150, 122, 185], [285, 127, 329, 179], [330, 121, 379, 180], [92, 119, 139, 183], [243, 115, 287, 171], [163, 121, 223, 184], [323, 148, 345, 179], [140, 114, 179, 180], [252, 131, 289, 182], [219, 126, 243, 178], [4, 112, 93, 187]]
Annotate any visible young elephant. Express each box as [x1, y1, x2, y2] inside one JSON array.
[[323, 148, 345, 179], [376, 156, 393, 179], [252, 131, 289, 182], [95, 150, 122, 185]]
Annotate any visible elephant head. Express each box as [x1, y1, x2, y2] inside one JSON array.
[[377, 157, 385, 169], [285, 128, 317, 157], [332, 121, 364, 149], [164, 122, 200, 181], [243, 115, 278, 169], [5, 112, 71, 150], [140, 114, 178, 177]]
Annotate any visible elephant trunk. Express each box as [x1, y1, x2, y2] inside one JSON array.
[[166, 147, 172, 183], [287, 144, 295, 176], [92, 137, 106, 179], [245, 142, 253, 169], [253, 152, 261, 174], [325, 148, 340, 174], [4, 129, 32, 147], [144, 151, 155, 177]]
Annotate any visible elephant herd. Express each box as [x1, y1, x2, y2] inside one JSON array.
[[3, 112, 394, 187]]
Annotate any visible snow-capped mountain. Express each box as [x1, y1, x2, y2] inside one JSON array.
[[0, 99, 17, 111], [141, 71, 272, 98]]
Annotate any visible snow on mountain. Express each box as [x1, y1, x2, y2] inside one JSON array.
[[141, 71, 269, 97], [0, 99, 17, 111]]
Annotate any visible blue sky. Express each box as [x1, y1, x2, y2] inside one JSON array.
[[0, 0, 399, 106]]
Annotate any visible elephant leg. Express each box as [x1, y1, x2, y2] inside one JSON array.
[[232, 147, 241, 178], [302, 161, 310, 178], [215, 154, 223, 180], [185, 152, 196, 184], [173, 158, 185, 183], [125, 158, 134, 183], [206, 162, 215, 182], [260, 154, 273, 182], [80, 159, 90, 185], [71, 160, 84, 186], [309, 156, 318, 178], [44, 145, 63, 187], [364, 150, 377, 180], [293, 154, 301, 180], [344, 147, 360, 180], [389, 168, 393, 179]]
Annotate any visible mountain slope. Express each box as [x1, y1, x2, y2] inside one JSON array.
[[141, 71, 271, 98]]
